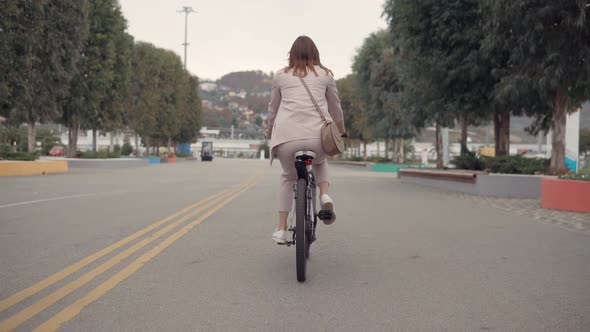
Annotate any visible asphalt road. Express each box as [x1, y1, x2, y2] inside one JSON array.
[[0, 159, 589, 331]]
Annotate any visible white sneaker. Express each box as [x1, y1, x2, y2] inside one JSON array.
[[320, 194, 336, 224], [272, 229, 289, 244]]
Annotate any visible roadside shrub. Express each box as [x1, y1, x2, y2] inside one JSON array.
[[114, 144, 121, 154], [453, 154, 549, 175], [0, 144, 13, 154], [121, 142, 133, 156], [344, 156, 364, 162], [367, 156, 392, 163], [559, 172, 590, 181], [484, 155, 549, 175], [452, 152, 485, 171], [0, 151, 39, 161], [78, 150, 121, 159], [37, 129, 62, 155], [175, 152, 191, 158]]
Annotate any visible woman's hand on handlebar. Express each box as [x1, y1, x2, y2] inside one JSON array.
[[341, 132, 348, 138]]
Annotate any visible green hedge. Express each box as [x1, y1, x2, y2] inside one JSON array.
[[559, 173, 590, 181], [121, 142, 133, 156], [0, 151, 39, 161], [76, 150, 121, 159], [452, 154, 549, 175]]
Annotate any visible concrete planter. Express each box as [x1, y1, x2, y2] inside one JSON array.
[[147, 157, 160, 164], [541, 178, 590, 213], [399, 169, 542, 199], [167, 157, 177, 164], [371, 164, 431, 173], [0, 160, 68, 176], [69, 158, 148, 169]]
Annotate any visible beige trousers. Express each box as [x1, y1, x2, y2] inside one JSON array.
[[276, 139, 330, 212]]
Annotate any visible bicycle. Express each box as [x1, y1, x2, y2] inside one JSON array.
[[279, 150, 333, 282]]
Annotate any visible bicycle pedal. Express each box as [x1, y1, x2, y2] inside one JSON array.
[[277, 241, 293, 246], [317, 210, 333, 221]]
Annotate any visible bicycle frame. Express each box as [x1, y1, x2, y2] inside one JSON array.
[[287, 158, 318, 246]]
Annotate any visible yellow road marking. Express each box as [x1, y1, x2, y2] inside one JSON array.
[[0, 182, 243, 312], [34, 179, 259, 332], [0, 179, 256, 331]]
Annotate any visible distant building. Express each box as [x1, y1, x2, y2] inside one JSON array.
[[228, 90, 247, 99], [200, 82, 218, 92], [228, 102, 239, 111], [200, 127, 221, 138]]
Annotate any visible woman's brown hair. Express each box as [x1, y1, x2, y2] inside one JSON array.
[[285, 36, 333, 77]]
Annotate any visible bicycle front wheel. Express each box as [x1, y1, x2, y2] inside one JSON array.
[[295, 178, 307, 282]]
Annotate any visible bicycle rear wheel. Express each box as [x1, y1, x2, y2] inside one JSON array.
[[295, 178, 307, 282]]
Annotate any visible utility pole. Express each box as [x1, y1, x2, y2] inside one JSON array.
[[177, 6, 195, 69]]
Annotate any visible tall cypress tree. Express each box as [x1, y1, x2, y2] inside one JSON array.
[[0, 1, 87, 152]]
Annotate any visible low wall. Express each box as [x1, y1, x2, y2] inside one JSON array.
[[399, 169, 542, 199], [329, 160, 369, 167], [68, 158, 149, 169], [0, 160, 68, 176], [477, 174, 541, 199], [371, 164, 431, 173], [541, 177, 590, 213]]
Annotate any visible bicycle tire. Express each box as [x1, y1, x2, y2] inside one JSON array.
[[295, 178, 307, 282], [305, 187, 316, 260]]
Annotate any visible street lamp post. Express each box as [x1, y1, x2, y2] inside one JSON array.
[[177, 6, 195, 69]]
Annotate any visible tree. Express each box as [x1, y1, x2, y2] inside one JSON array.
[[385, 0, 493, 160], [60, 0, 129, 156], [254, 115, 263, 127], [337, 74, 373, 160], [128, 42, 194, 154], [384, 2, 455, 167], [486, 0, 590, 172], [173, 75, 202, 145], [0, 1, 88, 152], [128, 42, 160, 152], [353, 30, 413, 161], [82, 0, 128, 152], [581, 128, 590, 167]]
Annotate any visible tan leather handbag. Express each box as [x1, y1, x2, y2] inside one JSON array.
[[298, 77, 345, 156]]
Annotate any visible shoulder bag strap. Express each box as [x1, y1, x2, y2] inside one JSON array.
[[298, 76, 328, 123]]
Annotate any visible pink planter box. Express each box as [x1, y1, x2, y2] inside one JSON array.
[[541, 177, 590, 213], [167, 157, 177, 164]]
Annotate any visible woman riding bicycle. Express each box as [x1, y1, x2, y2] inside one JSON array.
[[265, 36, 346, 244]]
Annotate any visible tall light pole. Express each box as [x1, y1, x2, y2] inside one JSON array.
[[178, 6, 195, 69]]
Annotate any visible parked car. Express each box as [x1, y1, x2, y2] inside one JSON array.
[[49, 146, 65, 157]]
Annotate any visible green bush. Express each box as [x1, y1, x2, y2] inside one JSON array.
[[114, 144, 121, 154], [484, 155, 549, 175], [559, 173, 590, 181], [0, 151, 39, 161], [78, 150, 121, 159], [175, 152, 191, 158], [451, 153, 485, 171], [368, 156, 392, 163], [0, 144, 13, 154], [344, 156, 364, 162], [121, 142, 133, 156], [37, 129, 62, 155], [452, 154, 549, 175]]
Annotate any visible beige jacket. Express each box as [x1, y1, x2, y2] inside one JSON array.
[[266, 66, 345, 157]]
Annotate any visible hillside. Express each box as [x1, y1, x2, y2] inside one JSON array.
[[218, 70, 272, 94]]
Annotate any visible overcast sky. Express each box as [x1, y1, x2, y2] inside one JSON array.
[[119, 0, 387, 81]]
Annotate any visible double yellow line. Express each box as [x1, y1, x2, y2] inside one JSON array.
[[0, 176, 260, 332]]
